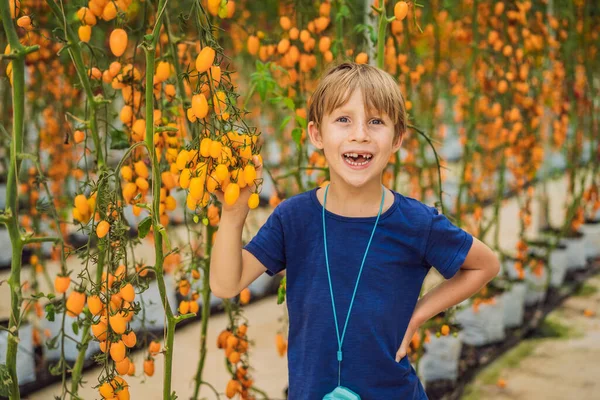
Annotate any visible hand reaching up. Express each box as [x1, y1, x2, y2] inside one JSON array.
[[213, 155, 263, 217]]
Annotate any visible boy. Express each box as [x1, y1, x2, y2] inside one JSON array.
[[210, 63, 500, 399]]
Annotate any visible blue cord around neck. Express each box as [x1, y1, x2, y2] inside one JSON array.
[[322, 183, 386, 387]]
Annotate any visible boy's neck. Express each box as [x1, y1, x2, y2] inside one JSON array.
[[318, 180, 392, 218]]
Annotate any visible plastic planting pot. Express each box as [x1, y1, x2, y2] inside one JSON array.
[[455, 296, 506, 346], [502, 282, 526, 328], [42, 313, 100, 362], [548, 247, 568, 288], [501, 259, 521, 280], [502, 258, 547, 305], [419, 333, 462, 384], [528, 240, 561, 259], [0, 228, 11, 267], [0, 321, 36, 386], [524, 266, 548, 306], [580, 221, 600, 259], [130, 273, 178, 332], [563, 235, 587, 270]]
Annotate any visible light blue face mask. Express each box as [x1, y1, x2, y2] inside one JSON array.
[[321, 183, 386, 400]]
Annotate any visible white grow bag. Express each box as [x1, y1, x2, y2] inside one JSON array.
[[547, 247, 568, 288], [455, 296, 506, 346], [42, 313, 100, 362], [130, 274, 178, 332], [524, 266, 548, 306], [419, 333, 462, 383], [0, 323, 36, 386], [562, 235, 587, 270], [502, 282, 526, 328], [580, 222, 600, 259], [502, 259, 547, 305]]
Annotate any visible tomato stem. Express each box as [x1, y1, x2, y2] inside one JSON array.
[[0, 0, 34, 396], [192, 225, 215, 399], [142, 0, 175, 397]]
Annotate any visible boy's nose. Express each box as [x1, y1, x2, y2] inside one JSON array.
[[349, 123, 370, 142]]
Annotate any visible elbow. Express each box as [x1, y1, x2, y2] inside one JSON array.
[[210, 282, 228, 299], [208, 262, 241, 299], [209, 268, 228, 299], [489, 258, 501, 280], [210, 282, 238, 299], [210, 284, 224, 299]]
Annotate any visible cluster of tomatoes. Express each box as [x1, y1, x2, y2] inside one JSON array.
[[216, 324, 256, 399]]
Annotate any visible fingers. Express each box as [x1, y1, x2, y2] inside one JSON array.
[[251, 155, 263, 189], [395, 348, 406, 362], [253, 155, 262, 174], [213, 189, 224, 203]]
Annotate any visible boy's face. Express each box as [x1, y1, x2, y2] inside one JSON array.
[[308, 88, 403, 190]]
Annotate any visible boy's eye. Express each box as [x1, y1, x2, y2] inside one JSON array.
[[335, 116, 384, 124]]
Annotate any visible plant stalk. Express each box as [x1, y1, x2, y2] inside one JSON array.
[[0, 0, 32, 397], [192, 224, 215, 399], [142, 0, 172, 397]]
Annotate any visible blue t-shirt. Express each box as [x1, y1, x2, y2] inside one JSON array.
[[243, 186, 473, 400]]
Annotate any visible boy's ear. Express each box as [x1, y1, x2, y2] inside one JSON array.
[[392, 133, 403, 152], [307, 121, 324, 150]]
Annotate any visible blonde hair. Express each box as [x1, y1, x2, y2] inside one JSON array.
[[307, 62, 407, 144]]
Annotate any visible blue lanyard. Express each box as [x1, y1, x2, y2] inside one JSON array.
[[322, 183, 386, 386]]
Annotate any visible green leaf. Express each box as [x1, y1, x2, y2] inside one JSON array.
[[277, 276, 286, 305], [110, 130, 129, 150], [45, 334, 59, 350], [138, 216, 152, 239], [292, 128, 303, 148], [72, 321, 79, 336], [269, 96, 283, 105], [370, 29, 378, 44], [279, 116, 292, 132], [295, 115, 307, 129], [49, 359, 65, 376], [338, 5, 350, 18], [254, 60, 268, 74], [256, 81, 268, 102], [283, 98, 295, 111], [353, 24, 368, 34], [45, 303, 55, 322]]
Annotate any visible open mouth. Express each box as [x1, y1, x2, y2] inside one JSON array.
[[342, 152, 373, 167]]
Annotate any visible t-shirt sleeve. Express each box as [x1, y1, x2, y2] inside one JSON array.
[[422, 206, 473, 279], [243, 205, 286, 277]]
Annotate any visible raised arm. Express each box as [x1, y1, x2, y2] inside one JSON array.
[[209, 155, 268, 298]]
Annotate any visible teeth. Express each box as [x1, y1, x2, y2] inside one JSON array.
[[344, 157, 371, 166], [343, 153, 372, 159]]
